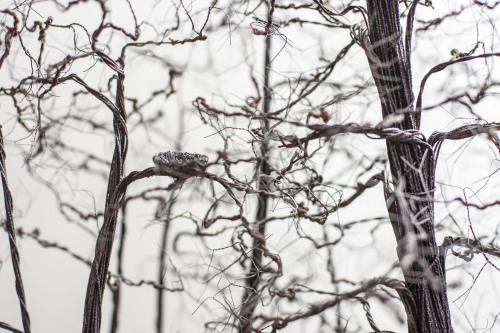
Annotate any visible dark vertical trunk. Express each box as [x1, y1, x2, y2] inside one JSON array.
[[0, 128, 31, 333], [110, 202, 127, 333], [364, 1, 453, 332], [83, 71, 128, 333], [239, 13, 273, 333]]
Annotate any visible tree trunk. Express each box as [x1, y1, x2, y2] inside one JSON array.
[[82, 71, 128, 333], [363, 1, 453, 332], [239, 25, 273, 333]]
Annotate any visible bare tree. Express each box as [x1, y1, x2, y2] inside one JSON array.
[[1, 1, 500, 333]]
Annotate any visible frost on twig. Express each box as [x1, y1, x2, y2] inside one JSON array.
[[153, 151, 208, 179]]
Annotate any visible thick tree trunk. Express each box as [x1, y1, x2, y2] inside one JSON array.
[[363, 1, 453, 332]]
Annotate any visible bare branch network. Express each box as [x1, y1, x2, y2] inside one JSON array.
[[1, 1, 500, 333]]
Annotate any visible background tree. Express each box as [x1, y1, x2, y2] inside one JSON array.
[[1, 1, 500, 333]]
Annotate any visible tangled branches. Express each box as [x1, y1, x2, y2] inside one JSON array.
[[1, 1, 500, 333]]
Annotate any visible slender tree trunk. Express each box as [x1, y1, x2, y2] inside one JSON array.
[[110, 202, 127, 333], [156, 192, 176, 333], [83, 71, 128, 333], [239, 11, 273, 333], [363, 1, 453, 332], [156, 101, 185, 333], [0, 128, 31, 333]]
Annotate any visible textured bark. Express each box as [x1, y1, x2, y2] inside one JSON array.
[[82, 71, 128, 333], [364, 1, 453, 332]]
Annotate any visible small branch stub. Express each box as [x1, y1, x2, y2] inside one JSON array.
[[153, 151, 208, 179]]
